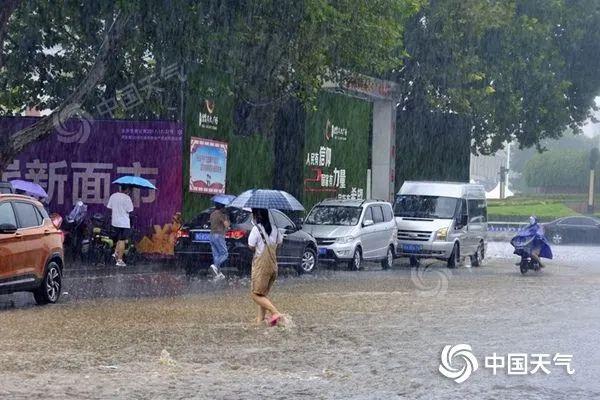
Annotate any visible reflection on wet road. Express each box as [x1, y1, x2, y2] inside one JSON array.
[[1, 243, 599, 399]]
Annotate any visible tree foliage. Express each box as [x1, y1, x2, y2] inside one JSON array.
[[0, 0, 422, 171], [511, 130, 598, 173], [391, 0, 600, 154], [524, 149, 589, 190]]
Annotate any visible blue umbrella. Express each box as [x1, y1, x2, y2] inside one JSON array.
[[113, 176, 157, 190], [10, 180, 48, 199], [211, 194, 236, 206], [228, 189, 304, 211]]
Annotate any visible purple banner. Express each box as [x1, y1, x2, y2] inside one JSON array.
[[0, 117, 183, 233]]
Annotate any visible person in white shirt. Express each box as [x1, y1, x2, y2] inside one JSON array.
[[248, 208, 283, 326], [106, 186, 134, 267]]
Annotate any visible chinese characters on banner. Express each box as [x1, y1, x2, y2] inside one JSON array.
[[189, 137, 228, 194], [325, 119, 348, 141], [304, 119, 364, 200], [199, 99, 219, 131], [0, 117, 183, 234]]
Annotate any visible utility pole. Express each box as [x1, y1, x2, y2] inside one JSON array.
[[499, 166, 508, 199], [506, 142, 512, 193], [588, 148, 599, 214]]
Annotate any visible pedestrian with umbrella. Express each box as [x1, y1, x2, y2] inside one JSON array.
[[10, 180, 50, 212], [228, 189, 305, 326], [108, 176, 156, 267], [207, 194, 236, 281]]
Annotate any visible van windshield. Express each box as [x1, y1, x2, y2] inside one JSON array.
[[394, 195, 458, 219], [305, 206, 362, 226]]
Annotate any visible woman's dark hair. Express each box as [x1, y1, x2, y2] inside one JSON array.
[[252, 208, 272, 235]]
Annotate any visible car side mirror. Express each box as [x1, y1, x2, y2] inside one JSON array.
[[363, 219, 374, 227], [284, 225, 297, 234], [0, 223, 18, 234]]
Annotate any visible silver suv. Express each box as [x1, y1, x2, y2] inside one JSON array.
[[302, 199, 398, 270]]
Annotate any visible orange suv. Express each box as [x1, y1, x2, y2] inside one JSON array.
[[0, 194, 64, 305]]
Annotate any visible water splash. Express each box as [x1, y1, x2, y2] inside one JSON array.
[[159, 349, 177, 366], [274, 314, 295, 330]]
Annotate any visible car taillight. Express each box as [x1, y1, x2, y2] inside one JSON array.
[[176, 229, 190, 239], [225, 229, 247, 240], [50, 213, 63, 229]]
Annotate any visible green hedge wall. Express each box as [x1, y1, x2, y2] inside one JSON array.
[[302, 92, 372, 209], [182, 94, 273, 220]]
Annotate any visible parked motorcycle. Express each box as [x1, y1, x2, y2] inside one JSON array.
[[510, 216, 553, 275], [83, 213, 138, 266], [62, 201, 88, 259]]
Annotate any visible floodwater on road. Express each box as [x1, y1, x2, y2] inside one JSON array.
[[1, 243, 599, 399]]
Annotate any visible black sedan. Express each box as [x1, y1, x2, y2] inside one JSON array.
[[543, 216, 600, 245], [175, 207, 318, 274]]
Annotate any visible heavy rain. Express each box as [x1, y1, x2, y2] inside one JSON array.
[[1, 1, 600, 399]]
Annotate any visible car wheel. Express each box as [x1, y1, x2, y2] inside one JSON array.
[[551, 232, 563, 245], [470, 242, 484, 267], [125, 246, 138, 266], [447, 243, 460, 269], [33, 261, 62, 305], [348, 247, 362, 271], [381, 246, 394, 270], [297, 247, 317, 274]]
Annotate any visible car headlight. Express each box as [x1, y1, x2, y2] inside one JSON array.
[[436, 227, 448, 241], [336, 236, 355, 244]]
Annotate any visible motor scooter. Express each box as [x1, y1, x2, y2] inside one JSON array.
[[83, 213, 138, 266], [510, 217, 553, 275], [62, 201, 88, 259]]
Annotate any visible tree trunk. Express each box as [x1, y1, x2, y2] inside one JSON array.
[[0, 11, 131, 173]]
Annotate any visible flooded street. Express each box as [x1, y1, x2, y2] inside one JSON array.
[[1, 243, 600, 399]]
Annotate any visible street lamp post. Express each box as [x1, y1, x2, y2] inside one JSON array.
[[499, 166, 508, 199], [588, 148, 599, 214]]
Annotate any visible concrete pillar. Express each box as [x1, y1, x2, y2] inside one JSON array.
[[371, 100, 396, 201]]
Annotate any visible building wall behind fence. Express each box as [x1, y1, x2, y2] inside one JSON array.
[[302, 92, 372, 209]]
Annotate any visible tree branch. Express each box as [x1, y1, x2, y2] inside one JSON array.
[[4, 11, 131, 164]]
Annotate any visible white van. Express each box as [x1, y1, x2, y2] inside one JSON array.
[[393, 181, 487, 268]]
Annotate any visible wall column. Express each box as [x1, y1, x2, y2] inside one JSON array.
[[371, 100, 396, 201]]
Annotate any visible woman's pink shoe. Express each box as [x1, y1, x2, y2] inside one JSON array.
[[269, 315, 282, 327]]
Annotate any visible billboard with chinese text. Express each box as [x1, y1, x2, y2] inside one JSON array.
[[0, 117, 183, 236], [189, 137, 228, 194], [303, 93, 371, 208]]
